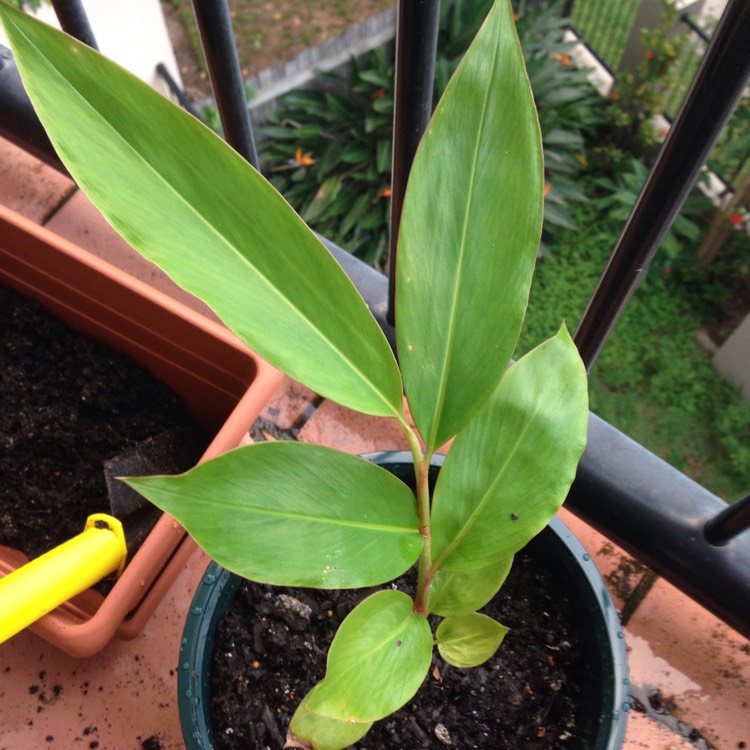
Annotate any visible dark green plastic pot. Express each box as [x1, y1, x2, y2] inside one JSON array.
[[178, 451, 629, 749]]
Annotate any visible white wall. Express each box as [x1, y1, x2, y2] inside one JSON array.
[[0, 0, 182, 92], [715, 314, 750, 401]]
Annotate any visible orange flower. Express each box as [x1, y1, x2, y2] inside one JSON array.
[[610, 89, 620, 101], [372, 88, 385, 100], [294, 147, 314, 166], [543, 183, 552, 196], [379, 185, 392, 198], [552, 52, 571, 65]]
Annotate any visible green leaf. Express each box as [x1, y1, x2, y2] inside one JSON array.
[[302, 176, 342, 223], [436, 613, 509, 668], [307, 590, 433, 722], [431, 326, 588, 572], [544, 128, 584, 148], [124, 442, 422, 588], [397, 0, 544, 452], [543, 202, 578, 230], [376, 138, 392, 175], [429, 556, 513, 617], [340, 142, 371, 164], [288, 688, 372, 750], [0, 3, 403, 419], [338, 191, 371, 236], [360, 201, 387, 230], [358, 69, 389, 87]]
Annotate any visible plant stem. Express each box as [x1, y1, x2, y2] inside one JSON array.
[[397, 417, 433, 616], [413, 453, 433, 615]]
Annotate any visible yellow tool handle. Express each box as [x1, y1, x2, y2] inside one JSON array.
[[0, 513, 127, 644]]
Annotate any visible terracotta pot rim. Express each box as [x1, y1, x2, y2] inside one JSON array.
[[0, 203, 283, 656]]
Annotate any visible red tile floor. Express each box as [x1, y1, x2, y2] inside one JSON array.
[[1, 137, 748, 749]]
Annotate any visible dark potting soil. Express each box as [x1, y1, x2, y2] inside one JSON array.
[[0, 285, 207, 564], [210, 543, 605, 750]]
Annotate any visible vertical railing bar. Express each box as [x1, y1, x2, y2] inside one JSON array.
[[573, 0, 750, 371], [704, 494, 750, 546], [386, 0, 441, 327], [156, 63, 202, 120], [50, 0, 98, 49], [190, 0, 259, 169]]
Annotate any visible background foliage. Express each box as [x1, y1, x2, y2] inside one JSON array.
[[251, 0, 749, 499]]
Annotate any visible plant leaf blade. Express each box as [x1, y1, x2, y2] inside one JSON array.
[[431, 326, 588, 571], [288, 688, 372, 750], [0, 3, 402, 418], [125, 442, 422, 588], [397, 0, 544, 450], [307, 590, 433, 723], [429, 556, 513, 617], [436, 613, 509, 668]]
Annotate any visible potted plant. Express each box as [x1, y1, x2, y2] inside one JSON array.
[[180, 451, 630, 749], [0, 0, 628, 745]]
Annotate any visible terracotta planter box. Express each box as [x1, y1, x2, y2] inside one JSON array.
[[0, 204, 283, 657]]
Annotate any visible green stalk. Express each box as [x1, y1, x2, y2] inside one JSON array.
[[397, 416, 434, 616]]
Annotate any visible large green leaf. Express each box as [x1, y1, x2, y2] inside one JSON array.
[[431, 326, 588, 572], [288, 688, 372, 750], [307, 590, 433, 722], [397, 0, 544, 452], [0, 3, 402, 419], [124, 442, 422, 588], [436, 613, 509, 668]]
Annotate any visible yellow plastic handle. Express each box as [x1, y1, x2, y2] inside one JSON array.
[[0, 513, 127, 644]]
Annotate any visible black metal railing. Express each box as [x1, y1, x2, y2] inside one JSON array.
[[1, 0, 748, 637]]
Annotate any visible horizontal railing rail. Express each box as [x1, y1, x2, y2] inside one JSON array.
[[0, 0, 747, 638]]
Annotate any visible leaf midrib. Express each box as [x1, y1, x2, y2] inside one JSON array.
[[145, 487, 420, 535], [426, 37, 501, 452]]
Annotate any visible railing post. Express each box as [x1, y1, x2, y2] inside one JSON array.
[[190, 0, 259, 169], [50, 0, 98, 49], [574, 0, 750, 370], [386, 0, 441, 326]]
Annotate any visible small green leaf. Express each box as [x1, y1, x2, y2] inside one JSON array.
[[436, 613, 509, 668], [288, 687, 372, 750], [429, 556, 513, 617], [375, 138, 392, 175], [125, 442, 422, 588], [340, 143, 371, 164], [307, 590, 433, 723], [339, 192, 372, 236], [397, 0, 544, 452], [431, 326, 588, 572], [0, 3, 403, 420], [302, 176, 342, 223]]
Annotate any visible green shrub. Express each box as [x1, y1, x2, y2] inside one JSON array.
[[257, 1, 606, 264], [259, 48, 394, 265]]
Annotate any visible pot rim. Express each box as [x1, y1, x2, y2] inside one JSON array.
[[178, 450, 629, 749]]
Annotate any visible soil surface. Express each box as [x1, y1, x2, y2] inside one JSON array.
[[161, 0, 395, 101], [0, 286, 207, 564], [209, 540, 607, 750]]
